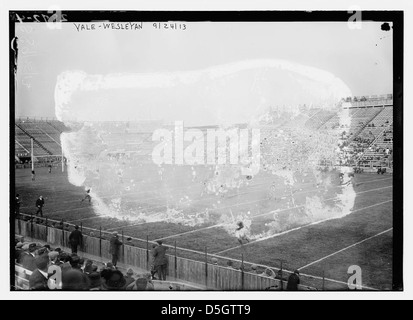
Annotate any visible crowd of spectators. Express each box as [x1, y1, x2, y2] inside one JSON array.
[[15, 237, 156, 291]]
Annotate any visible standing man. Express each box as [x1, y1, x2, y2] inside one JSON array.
[[35, 196, 45, 218], [152, 240, 168, 281], [109, 231, 123, 267], [31, 169, 36, 181], [286, 270, 300, 291], [69, 225, 83, 254]]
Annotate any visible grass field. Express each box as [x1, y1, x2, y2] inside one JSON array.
[[14, 165, 393, 290]]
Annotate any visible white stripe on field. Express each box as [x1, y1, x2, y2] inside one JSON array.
[[298, 228, 393, 271]]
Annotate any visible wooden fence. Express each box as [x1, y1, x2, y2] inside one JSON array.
[[15, 219, 317, 291]]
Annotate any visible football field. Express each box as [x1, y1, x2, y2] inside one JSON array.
[[15, 166, 393, 290]]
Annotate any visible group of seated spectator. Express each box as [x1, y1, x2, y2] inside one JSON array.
[[15, 238, 155, 291]]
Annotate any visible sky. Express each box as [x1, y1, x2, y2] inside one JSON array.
[[15, 20, 393, 121]]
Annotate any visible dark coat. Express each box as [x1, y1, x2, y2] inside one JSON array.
[[152, 244, 168, 267], [286, 273, 300, 291], [36, 198, 45, 207], [29, 269, 49, 290], [69, 229, 83, 246], [109, 236, 122, 256], [21, 253, 37, 271]]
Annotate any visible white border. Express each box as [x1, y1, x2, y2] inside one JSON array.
[[1, 0, 412, 301]]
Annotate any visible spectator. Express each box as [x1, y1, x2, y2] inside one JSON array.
[[70, 255, 82, 270], [29, 254, 50, 290], [125, 237, 133, 246], [150, 243, 158, 279], [48, 251, 61, 266], [48, 164, 52, 174], [105, 262, 116, 270], [68, 225, 83, 254], [88, 271, 102, 291], [60, 254, 72, 271], [62, 269, 90, 291], [153, 240, 168, 281], [124, 268, 136, 287], [83, 259, 94, 274], [15, 242, 24, 262], [35, 196, 45, 218], [109, 231, 123, 267], [101, 269, 127, 291], [31, 169, 35, 181], [126, 274, 154, 291], [250, 264, 259, 274], [260, 268, 276, 278], [226, 260, 238, 270], [286, 270, 300, 291], [21, 243, 37, 271], [211, 258, 218, 265]]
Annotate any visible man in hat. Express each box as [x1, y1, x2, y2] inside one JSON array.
[[21, 243, 37, 271], [48, 251, 61, 266], [101, 269, 127, 291], [35, 196, 45, 218], [286, 270, 300, 291], [29, 254, 50, 290], [124, 268, 136, 287], [62, 268, 90, 290], [109, 231, 123, 267], [88, 271, 102, 290], [250, 264, 259, 274], [15, 242, 24, 262], [68, 225, 83, 254], [152, 240, 168, 281]]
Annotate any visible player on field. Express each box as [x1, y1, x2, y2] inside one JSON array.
[[81, 188, 92, 203], [235, 221, 250, 245]]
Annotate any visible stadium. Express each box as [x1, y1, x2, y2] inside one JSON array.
[[10, 16, 400, 292], [13, 94, 394, 291]]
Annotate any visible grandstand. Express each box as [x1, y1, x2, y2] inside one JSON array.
[[15, 118, 69, 163]]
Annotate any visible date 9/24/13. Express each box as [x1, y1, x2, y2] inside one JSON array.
[[153, 22, 187, 30]]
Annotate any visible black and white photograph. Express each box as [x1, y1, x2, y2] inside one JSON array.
[[4, 1, 409, 301]]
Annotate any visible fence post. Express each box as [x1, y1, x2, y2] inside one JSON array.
[[280, 261, 283, 291], [45, 217, 48, 243], [80, 222, 83, 233], [30, 214, 33, 239], [121, 230, 125, 263], [99, 226, 102, 258], [241, 254, 245, 291], [61, 219, 65, 247], [146, 235, 149, 270], [174, 240, 177, 279], [205, 246, 208, 288]]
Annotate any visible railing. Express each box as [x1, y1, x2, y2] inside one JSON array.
[[14, 217, 319, 291]]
